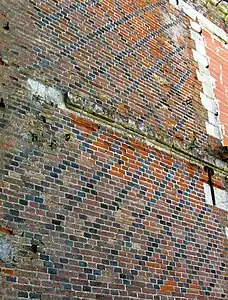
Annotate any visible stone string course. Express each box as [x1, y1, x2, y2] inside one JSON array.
[[0, 1, 228, 300]]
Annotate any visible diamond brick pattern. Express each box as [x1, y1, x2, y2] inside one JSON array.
[[0, 1, 227, 300]]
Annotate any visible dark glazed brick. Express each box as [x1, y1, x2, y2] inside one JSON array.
[[18, 291, 28, 298], [48, 268, 57, 275], [29, 292, 41, 299]]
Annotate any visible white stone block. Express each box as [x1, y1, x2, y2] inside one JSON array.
[[198, 15, 215, 35], [214, 187, 228, 211], [198, 15, 228, 43], [190, 29, 203, 42], [169, 0, 179, 7], [202, 81, 215, 99], [208, 111, 218, 126], [204, 183, 213, 206], [28, 79, 65, 108], [180, 1, 197, 20], [204, 183, 228, 211], [192, 50, 209, 68], [205, 122, 221, 139], [190, 21, 202, 33], [195, 39, 207, 56], [197, 70, 211, 83], [200, 93, 218, 113], [197, 64, 211, 77]]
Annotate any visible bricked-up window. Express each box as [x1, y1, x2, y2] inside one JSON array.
[[202, 30, 228, 146]]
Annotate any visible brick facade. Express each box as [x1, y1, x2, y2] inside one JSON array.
[[0, 1, 228, 300]]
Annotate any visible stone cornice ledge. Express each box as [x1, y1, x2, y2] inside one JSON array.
[[169, 0, 228, 43], [65, 104, 228, 176]]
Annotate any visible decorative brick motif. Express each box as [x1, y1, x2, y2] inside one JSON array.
[[0, 0, 228, 300]]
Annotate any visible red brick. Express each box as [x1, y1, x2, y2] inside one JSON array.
[[0, 1, 227, 300]]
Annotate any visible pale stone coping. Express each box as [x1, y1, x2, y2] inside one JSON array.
[[169, 0, 228, 43], [204, 183, 228, 211]]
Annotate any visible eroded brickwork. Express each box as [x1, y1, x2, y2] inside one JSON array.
[[184, 0, 227, 32], [0, 1, 228, 300]]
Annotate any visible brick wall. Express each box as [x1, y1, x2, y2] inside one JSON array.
[[0, 1, 228, 300]]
